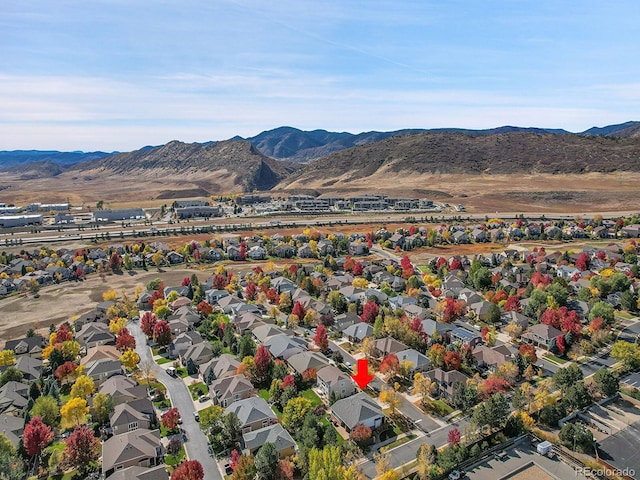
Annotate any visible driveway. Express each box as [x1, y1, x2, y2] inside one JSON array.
[[130, 321, 223, 480]]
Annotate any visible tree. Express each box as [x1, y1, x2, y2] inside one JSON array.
[[60, 397, 89, 429], [197, 301, 214, 317], [292, 301, 306, 320], [92, 392, 114, 425], [253, 345, 273, 386], [30, 395, 59, 427], [413, 373, 436, 404], [564, 381, 592, 411], [559, 423, 594, 453], [611, 340, 640, 370], [70, 375, 95, 399], [0, 350, 16, 367], [472, 393, 509, 430], [360, 301, 379, 323], [308, 445, 349, 480], [447, 428, 461, 447], [120, 349, 141, 371], [140, 311, 158, 337], [416, 443, 437, 480], [350, 423, 373, 446], [504, 295, 521, 313], [379, 387, 401, 415], [23, 416, 53, 467], [282, 397, 313, 431], [589, 301, 615, 326], [221, 412, 242, 450], [231, 454, 257, 480], [519, 344, 537, 364], [170, 460, 204, 480], [591, 369, 618, 399], [379, 354, 400, 379], [61, 425, 100, 475], [254, 443, 279, 480], [152, 320, 172, 346], [443, 351, 461, 371], [313, 324, 328, 351], [238, 335, 256, 359], [478, 376, 510, 398], [379, 471, 399, 480], [116, 327, 136, 351], [552, 364, 583, 393], [162, 407, 181, 432], [427, 344, 445, 369], [54, 361, 77, 384]]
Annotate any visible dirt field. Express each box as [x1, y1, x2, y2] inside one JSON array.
[[0, 266, 206, 343]]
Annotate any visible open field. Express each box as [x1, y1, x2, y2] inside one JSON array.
[[2, 170, 640, 213], [0, 267, 201, 343]]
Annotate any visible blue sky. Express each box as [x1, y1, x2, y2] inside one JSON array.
[[1, 0, 639, 151]]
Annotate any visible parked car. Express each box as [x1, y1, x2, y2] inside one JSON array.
[[193, 411, 200, 422], [448, 470, 461, 480], [198, 395, 209, 402]]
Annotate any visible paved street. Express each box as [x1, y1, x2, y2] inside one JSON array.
[[396, 396, 444, 433], [130, 321, 223, 480], [359, 416, 471, 479]]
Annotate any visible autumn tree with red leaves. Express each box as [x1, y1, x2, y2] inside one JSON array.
[[253, 345, 273, 385], [140, 311, 158, 337], [56, 324, 73, 343], [197, 301, 213, 317], [350, 423, 373, 445], [343, 256, 355, 272], [353, 261, 364, 276], [519, 344, 538, 364], [443, 351, 461, 371], [449, 258, 462, 271], [379, 354, 400, 378], [441, 297, 465, 322], [54, 361, 77, 384], [360, 301, 380, 323], [245, 283, 258, 301], [61, 425, 100, 475], [211, 274, 228, 290], [531, 272, 552, 288], [171, 460, 205, 480], [239, 242, 247, 261], [115, 328, 136, 351], [313, 324, 329, 351], [576, 252, 591, 271], [448, 428, 461, 447], [282, 374, 296, 390], [152, 320, 172, 346], [161, 407, 180, 431], [478, 376, 510, 398], [504, 295, 521, 312], [24, 416, 54, 463], [366, 233, 373, 249], [292, 301, 306, 320], [181, 277, 192, 286]]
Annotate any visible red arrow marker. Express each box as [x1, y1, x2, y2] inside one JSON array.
[[352, 358, 374, 390]]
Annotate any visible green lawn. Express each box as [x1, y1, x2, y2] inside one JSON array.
[[165, 445, 186, 466], [157, 357, 172, 365], [48, 469, 78, 480], [380, 435, 414, 453], [320, 415, 345, 445], [544, 354, 566, 365], [300, 389, 323, 407], [259, 388, 269, 400], [423, 399, 454, 417], [188, 382, 209, 400], [176, 367, 188, 378], [617, 311, 635, 320]]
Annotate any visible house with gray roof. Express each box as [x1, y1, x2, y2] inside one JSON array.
[[330, 392, 385, 432], [522, 323, 563, 350], [102, 429, 163, 478], [343, 323, 373, 343], [76, 322, 115, 349], [425, 368, 469, 400], [0, 413, 23, 448], [110, 399, 156, 436], [209, 374, 254, 408], [450, 327, 482, 348], [252, 324, 286, 343], [84, 358, 123, 387], [100, 375, 148, 405], [181, 342, 213, 367], [200, 354, 241, 384], [242, 423, 296, 458], [263, 334, 307, 360], [0, 381, 29, 415], [316, 365, 356, 401], [107, 465, 169, 480], [4, 335, 44, 359], [333, 312, 360, 332], [286, 351, 329, 376], [420, 318, 453, 339], [372, 337, 409, 358], [472, 345, 514, 373], [395, 349, 430, 376], [225, 397, 278, 433], [14, 355, 42, 381]]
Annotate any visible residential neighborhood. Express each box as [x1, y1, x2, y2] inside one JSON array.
[[2, 214, 640, 480]]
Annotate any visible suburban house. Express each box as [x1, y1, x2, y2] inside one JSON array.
[[4, 335, 44, 358], [472, 345, 514, 372], [242, 423, 296, 459], [76, 322, 115, 349], [331, 392, 385, 432], [107, 465, 169, 480], [0, 413, 23, 449], [421, 319, 453, 339], [102, 429, 164, 478], [333, 312, 360, 332], [342, 323, 373, 343], [395, 349, 431, 376], [522, 323, 563, 349], [100, 375, 148, 405], [14, 356, 42, 381], [181, 342, 213, 367], [83, 358, 124, 387], [224, 397, 278, 434], [263, 334, 307, 360], [209, 374, 254, 407], [110, 399, 156, 436], [316, 365, 357, 401], [0, 381, 29, 415], [449, 327, 483, 348], [372, 337, 409, 358], [287, 351, 329, 376], [168, 331, 203, 359], [200, 354, 241, 384], [81, 345, 121, 366], [425, 368, 469, 400]]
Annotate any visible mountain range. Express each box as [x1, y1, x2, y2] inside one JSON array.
[[1, 121, 639, 170]]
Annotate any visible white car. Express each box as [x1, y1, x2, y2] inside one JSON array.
[[448, 470, 461, 480]]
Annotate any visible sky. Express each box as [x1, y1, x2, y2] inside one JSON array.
[[1, 0, 639, 151]]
